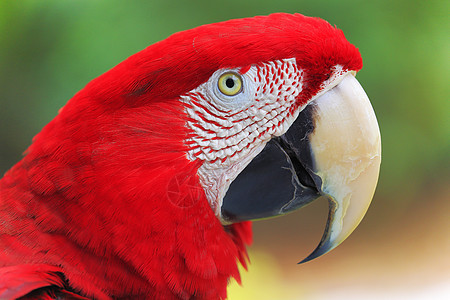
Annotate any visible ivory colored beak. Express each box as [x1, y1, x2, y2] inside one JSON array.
[[300, 74, 381, 263]]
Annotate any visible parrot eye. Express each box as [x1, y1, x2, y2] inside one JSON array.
[[217, 72, 243, 96], [209, 68, 254, 110]]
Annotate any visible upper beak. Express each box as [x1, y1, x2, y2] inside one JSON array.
[[299, 74, 381, 262], [221, 74, 381, 262]]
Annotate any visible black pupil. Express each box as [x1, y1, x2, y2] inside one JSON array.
[[225, 77, 235, 89]]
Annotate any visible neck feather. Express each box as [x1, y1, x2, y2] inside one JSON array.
[[0, 94, 252, 299]]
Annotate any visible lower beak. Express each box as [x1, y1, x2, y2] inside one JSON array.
[[222, 74, 381, 262]]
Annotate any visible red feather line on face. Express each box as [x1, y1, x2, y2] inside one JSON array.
[[0, 13, 362, 299], [181, 58, 307, 214]]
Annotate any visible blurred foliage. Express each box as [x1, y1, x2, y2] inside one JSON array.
[[227, 251, 304, 299]]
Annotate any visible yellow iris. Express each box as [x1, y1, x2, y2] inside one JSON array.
[[218, 72, 243, 96]]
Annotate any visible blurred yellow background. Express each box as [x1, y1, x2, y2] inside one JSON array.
[[0, 0, 448, 299]]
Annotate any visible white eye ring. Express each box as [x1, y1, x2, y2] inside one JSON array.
[[217, 72, 243, 96], [209, 68, 256, 110]]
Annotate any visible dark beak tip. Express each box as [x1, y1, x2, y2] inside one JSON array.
[[297, 240, 334, 264]]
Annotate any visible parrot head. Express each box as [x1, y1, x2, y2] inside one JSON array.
[[167, 13, 381, 262], [0, 13, 381, 299]]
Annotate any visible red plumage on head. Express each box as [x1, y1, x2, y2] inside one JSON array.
[[0, 13, 362, 299], [81, 13, 361, 108]]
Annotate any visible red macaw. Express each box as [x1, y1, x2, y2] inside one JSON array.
[[0, 13, 381, 299]]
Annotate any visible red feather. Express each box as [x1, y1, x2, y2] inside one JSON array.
[[0, 265, 64, 299], [0, 13, 361, 299]]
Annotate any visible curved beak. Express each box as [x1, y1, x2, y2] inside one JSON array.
[[222, 74, 381, 263], [299, 74, 381, 262]]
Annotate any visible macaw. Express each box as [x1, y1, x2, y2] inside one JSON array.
[[0, 13, 381, 299]]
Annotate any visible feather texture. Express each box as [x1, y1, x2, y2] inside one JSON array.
[[0, 13, 361, 299]]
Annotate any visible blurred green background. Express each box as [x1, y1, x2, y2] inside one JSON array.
[[0, 0, 448, 299]]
